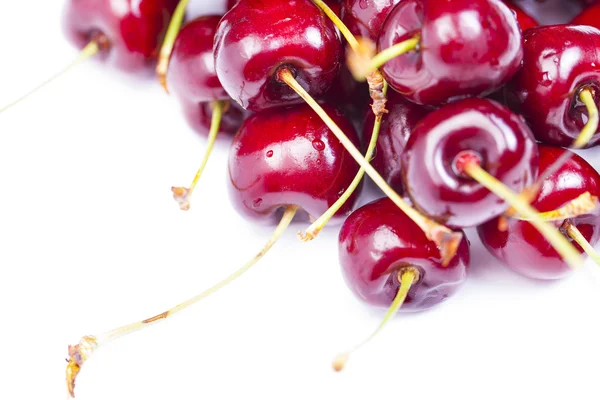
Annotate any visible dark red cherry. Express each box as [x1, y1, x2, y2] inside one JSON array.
[[228, 103, 361, 223], [478, 145, 600, 280], [167, 16, 228, 103], [339, 197, 470, 312], [378, 0, 523, 106], [401, 98, 539, 228], [572, 4, 600, 28], [503, 0, 539, 31], [505, 25, 600, 147], [63, 0, 179, 73], [341, 0, 401, 41], [213, 0, 343, 112], [362, 91, 430, 193]]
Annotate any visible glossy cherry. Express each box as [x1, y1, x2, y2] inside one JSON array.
[[503, 0, 539, 31], [505, 25, 600, 147], [339, 197, 470, 312], [572, 4, 600, 29], [166, 15, 245, 136], [377, 0, 523, 106], [478, 145, 600, 280], [341, 0, 401, 41], [63, 0, 179, 73], [363, 91, 430, 193], [228, 103, 361, 223], [401, 98, 539, 228], [213, 0, 343, 111]]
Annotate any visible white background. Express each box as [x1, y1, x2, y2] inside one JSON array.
[[1, 1, 600, 400]]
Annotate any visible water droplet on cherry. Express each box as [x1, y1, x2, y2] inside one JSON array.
[[312, 139, 325, 151]]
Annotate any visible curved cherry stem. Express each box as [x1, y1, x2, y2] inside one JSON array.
[[65, 205, 298, 398], [462, 160, 584, 269], [563, 221, 600, 267], [299, 81, 389, 241], [156, 0, 190, 92], [333, 268, 417, 372], [348, 35, 420, 81], [172, 100, 226, 210], [507, 88, 599, 215], [512, 192, 598, 222], [312, 0, 359, 52], [277, 67, 462, 265], [0, 41, 100, 114]]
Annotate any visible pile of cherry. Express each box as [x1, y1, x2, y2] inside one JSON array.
[[7, 0, 599, 397]]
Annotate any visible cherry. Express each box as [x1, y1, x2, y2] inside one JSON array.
[[370, 0, 523, 107], [334, 197, 470, 370], [62, 0, 179, 73], [363, 90, 430, 193], [478, 145, 600, 280], [228, 103, 361, 223], [572, 3, 600, 28], [504, 25, 600, 148], [401, 98, 538, 228], [213, 0, 343, 111], [503, 0, 539, 31], [341, 0, 401, 41]]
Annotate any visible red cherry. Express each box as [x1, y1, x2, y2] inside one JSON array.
[[228, 103, 361, 223], [376, 0, 523, 107], [505, 25, 600, 148], [363, 91, 430, 193], [341, 0, 401, 41], [213, 0, 343, 111], [401, 98, 538, 228], [478, 145, 600, 280], [503, 0, 539, 30], [62, 0, 179, 73], [339, 197, 470, 311], [572, 4, 600, 28]]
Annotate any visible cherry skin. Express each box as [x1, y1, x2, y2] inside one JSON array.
[[213, 0, 343, 112], [228, 103, 361, 223], [503, 0, 539, 31], [401, 98, 539, 228], [572, 4, 600, 29], [378, 0, 523, 107], [339, 197, 470, 312], [341, 0, 401, 41], [363, 91, 430, 193], [478, 145, 600, 280], [505, 25, 600, 147], [166, 16, 247, 136], [63, 0, 179, 73]]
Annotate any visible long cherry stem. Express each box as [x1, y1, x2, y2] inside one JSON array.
[[333, 268, 417, 372], [65, 206, 298, 397], [506, 88, 599, 215], [463, 162, 584, 268], [0, 41, 100, 114], [563, 221, 600, 266], [172, 100, 225, 210], [277, 67, 462, 265], [299, 82, 388, 241], [156, 0, 190, 92]]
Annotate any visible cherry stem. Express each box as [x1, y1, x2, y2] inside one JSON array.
[[513, 192, 598, 222], [0, 41, 100, 114], [171, 100, 226, 211], [463, 162, 584, 269], [563, 221, 600, 267], [277, 67, 462, 265], [311, 0, 359, 52], [156, 0, 190, 92], [299, 81, 388, 241], [332, 268, 418, 372], [349, 35, 419, 81], [65, 205, 298, 398], [506, 88, 599, 215]]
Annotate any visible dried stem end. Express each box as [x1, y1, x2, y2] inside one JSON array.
[[66, 336, 98, 398], [171, 186, 191, 211], [367, 70, 388, 118], [430, 227, 463, 267], [332, 352, 349, 372]]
